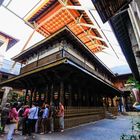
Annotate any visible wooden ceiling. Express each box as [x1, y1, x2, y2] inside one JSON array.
[[26, 0, 107, 53], [92, 0, 132, 23]]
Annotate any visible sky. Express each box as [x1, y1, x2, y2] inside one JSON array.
[[0, 0, 132, 74]]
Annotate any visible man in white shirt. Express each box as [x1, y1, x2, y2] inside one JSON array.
[[25, 102, 39, 139]]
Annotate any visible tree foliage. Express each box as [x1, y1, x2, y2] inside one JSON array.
[[126, 76, 140, 89]]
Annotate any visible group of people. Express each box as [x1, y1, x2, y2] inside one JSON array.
[[0, 101, 64, 140]]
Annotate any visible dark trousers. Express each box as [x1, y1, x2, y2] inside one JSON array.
[[28, 119, 37, 136], [22, 118, 28, 135], [18, 117, 23, 130], [1, 118, 7, 132], [41, 118, 48, 133]]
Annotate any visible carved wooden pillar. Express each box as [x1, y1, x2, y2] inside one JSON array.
[[50, 83, 54, 104], [78, 87, 82, 107], [44, 85, 48, 103], [105, 97, 109, 110], [24, 89, 28, 105], [60, 81, 64, 105], [94, 94, 98, 106], [68, 84, 72, 106], [30, 88, 35, 107], [87, 91, 90, 107], [111, 97, 114, 107], [46, 83, 51, 104]]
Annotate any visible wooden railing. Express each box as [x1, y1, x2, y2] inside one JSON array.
[[64, 107, 105, 128], [51, 106, 118, 129], [20, 51, 63, 74], [64, 107, 105, 118], [20, 49, 113, 85], [64, 51, 113, 85]]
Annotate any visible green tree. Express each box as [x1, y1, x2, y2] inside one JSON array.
[[127, 76, 140, 89]]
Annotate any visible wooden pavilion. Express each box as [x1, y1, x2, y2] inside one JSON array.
[[0, 27, 121, 128]]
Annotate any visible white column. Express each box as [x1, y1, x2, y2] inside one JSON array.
[[1, 86, 13, 107]]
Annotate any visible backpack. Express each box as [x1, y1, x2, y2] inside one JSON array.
[[38, 108, 44, 117], [18, 107, 24, 117], [6, 108, 12, 124], [1, 107, 10, 119]]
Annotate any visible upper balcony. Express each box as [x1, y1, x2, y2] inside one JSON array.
[[20, 46, 113, 85]]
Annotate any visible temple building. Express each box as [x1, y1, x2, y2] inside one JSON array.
[[113, 73, 133, 111], [0, 27, 122, 128], [0, 0, 125, 128]]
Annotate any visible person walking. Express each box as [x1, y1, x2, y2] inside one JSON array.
[[22, 105, 30, 136], [1, 103, 10, 133], [17, 103, 24, 131], [25, 102, 39, 139], [49, 102, 55, 133], [57, 102, 64, 132], [40, 103, 49, 134], [6, 102, 19, 140], [36, 105, 43, 133]]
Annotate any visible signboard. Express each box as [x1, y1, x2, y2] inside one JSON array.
[[92, 0, 132, 23]]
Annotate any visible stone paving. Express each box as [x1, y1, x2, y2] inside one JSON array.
[[1, 115, 137, 140]]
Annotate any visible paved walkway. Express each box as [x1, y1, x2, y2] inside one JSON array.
[[2, 115, 136, 140]]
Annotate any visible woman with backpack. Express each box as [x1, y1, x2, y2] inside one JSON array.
[[6, 102, 19, 140], [22, 105, 30, 136], [1, 103, 10, 133]]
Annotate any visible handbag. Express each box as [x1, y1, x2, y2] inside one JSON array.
[[10, 117, 17, 123], [6, 117, 17, 124]]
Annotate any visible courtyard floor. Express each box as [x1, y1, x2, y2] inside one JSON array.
[[2, 113, 140, 140]]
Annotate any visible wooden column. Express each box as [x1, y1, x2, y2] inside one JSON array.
[[78, 87, 82, 107], [60, 81, 64, 105], [94, 94, 98, 106], [87, 91, 90, 107], [1, 86, 13, 107], [50, 83, 54, 103], [105, 97, 109, 111], [68, 84, 72, 106], [24, 89, 28, 105], [30, 89, 35, 107], [111, 97, 114, 107], [44, 85, 48, 103]]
